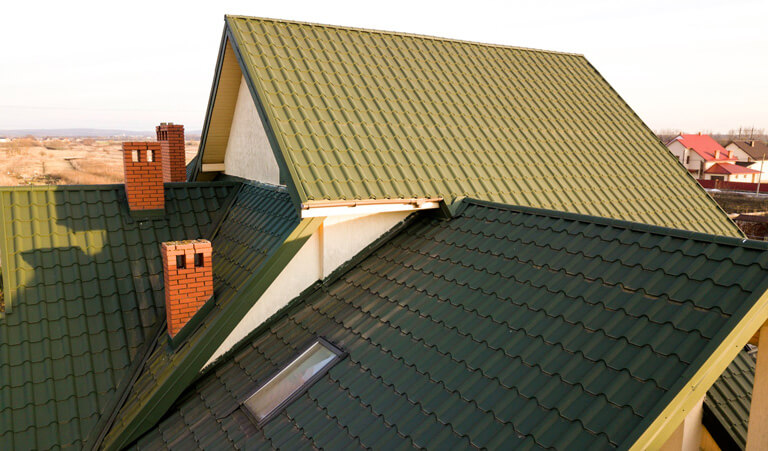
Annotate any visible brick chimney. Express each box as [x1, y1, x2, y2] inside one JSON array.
[[728, 149, 734, 158], [122, 142, 164, 211], [161, 239, 213, 337], [714, 149, 721, 159], [156, 123, 186, 183]]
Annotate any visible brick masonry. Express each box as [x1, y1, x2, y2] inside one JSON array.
[[156, 123, 186, 183], [122, 142, 164, 211], [161, 239, 214, 337]]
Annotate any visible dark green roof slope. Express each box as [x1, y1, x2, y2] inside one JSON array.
[[225, 15, 738, 237], [102, 181, 307, 449], [704, 348, 755, 450], [186, 154, 198, 182], [130, 199, 768, 450], [0, 182, 237, 450]]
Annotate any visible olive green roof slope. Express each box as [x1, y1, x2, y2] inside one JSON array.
[[704, 348, 755, 450], [0, 182, 237, 450], [225, 15, 738, 237], [131, 199, 768, 450], [102, 181, 313, 450]]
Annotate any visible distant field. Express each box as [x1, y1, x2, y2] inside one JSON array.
[[0, 138, 198, 186]]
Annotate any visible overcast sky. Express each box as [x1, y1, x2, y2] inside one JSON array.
[[0, 0, 765, 132]]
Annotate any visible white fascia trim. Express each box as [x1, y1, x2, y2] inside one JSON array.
[[301, 200, 441, 218]]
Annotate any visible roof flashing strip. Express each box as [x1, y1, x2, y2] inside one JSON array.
[[300, 197, 442, 218]]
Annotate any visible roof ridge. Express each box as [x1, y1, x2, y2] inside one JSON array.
[[0, 181, 238, 193], [224, 14, 584, 57], [0, 184, 124, 192], [241, 179, 289, 192], [460, 198, 768, 251]]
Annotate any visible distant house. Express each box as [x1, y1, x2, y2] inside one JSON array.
[[667, 133, 738, 177], [0, 137, 9, 143], [703, 162, 761, 182], [727, 140, 768, 182]]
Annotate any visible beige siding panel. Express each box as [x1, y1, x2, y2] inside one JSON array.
[[200, 40, 242, 165]]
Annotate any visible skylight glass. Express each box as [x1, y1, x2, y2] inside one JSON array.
[[243, 340, 342, 424]]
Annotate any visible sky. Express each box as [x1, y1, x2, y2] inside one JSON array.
[[0, 0, 766, 133]]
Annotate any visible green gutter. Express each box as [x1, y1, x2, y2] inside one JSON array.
[[103, 216, 324, 450]]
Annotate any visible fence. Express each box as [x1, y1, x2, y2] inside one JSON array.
[[697, 179, 768, 193]]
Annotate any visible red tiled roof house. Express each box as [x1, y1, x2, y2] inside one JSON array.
[[666, 133, 745, 178]]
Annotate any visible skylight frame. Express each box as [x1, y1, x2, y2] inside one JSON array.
[[239, 337, 345, 427]]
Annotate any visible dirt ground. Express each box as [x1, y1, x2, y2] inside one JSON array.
[[0, 138, 199, 186]]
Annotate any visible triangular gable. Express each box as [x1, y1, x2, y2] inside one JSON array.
[[217, 15, 739, 237], [193, 34, 283, 188]]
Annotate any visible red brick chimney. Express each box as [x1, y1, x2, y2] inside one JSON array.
[[122, 142, 164, 211], [161, 239, 213, 337], [156, 123, 186, 183]]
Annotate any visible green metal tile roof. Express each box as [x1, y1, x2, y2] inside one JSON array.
[[704, 348, 755, 450], [225, 15, 738, 237], [0, 182, 237, 450], [101, 181, 311, 450], [129, 199, 768, 450]]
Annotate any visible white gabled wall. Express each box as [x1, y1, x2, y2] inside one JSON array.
[[204, 210, 411, 368], [223, 75, 280, 184]]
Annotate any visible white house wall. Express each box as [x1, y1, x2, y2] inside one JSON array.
[[223, 75, 280, 184], [726, 143, 755, 162], [204, 210, 411, 367]]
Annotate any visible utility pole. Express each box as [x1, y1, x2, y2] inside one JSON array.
[[758, 153, 765, 195]]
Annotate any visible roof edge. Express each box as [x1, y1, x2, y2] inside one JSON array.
[[191, 24, 230, 182], [461, 198, 768, 251], [224, 14, 584, 57], [626, 277, 768, 449], [0, 181, 237, 193]]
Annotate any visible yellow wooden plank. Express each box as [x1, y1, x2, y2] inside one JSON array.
[[746, 325, 768, 450], [199, 39, 241, 167]]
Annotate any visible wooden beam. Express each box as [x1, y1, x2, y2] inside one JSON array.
[[201, 163, 226, 172], [659, 398, 704, 451], [747, 324, 768, 450]]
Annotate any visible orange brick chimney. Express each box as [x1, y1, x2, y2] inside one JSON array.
[[156, 123, 186, 183], [161, 239, 213, 337], [122, 142, 164, 211]]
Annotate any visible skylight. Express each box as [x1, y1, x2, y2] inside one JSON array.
[[243, 339, 343, 424]]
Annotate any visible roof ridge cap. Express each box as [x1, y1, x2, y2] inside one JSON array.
[[225, 14, 584, 57]]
